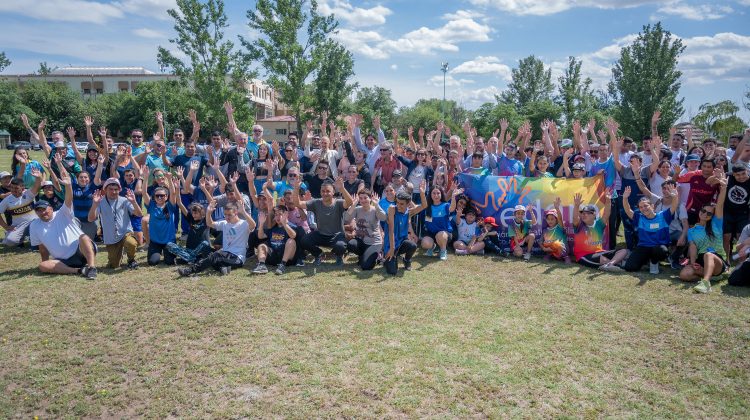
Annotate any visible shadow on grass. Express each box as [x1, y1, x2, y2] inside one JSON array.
[[0, 266, 42, 281]]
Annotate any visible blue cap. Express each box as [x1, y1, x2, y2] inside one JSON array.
[[685, 154, 700, 162]]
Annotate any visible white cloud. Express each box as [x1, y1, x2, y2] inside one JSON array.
[[679, 32, 750, 84], [427, 75, 475, 87], [441, 9, 485, 20], [0, 0, 124, 24], [132, 28, 166, 39], [451, 56, 512, 80], [336, 15, 491, 59], [390, 64, 398, 70], [655, 2, 733, 20], [319, 0, 392, 27], [114, 0, 176, 20], [457, 85, 502, 108], [468, 0, 663, 15]]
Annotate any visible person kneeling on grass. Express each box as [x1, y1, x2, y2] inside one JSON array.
[[252, 205, 297, 275], [29, 169, 98, 280], [507, 204, 536, 261], [178, 201, 256, 277], [454, 205, 485, 256], [384, 181, 427, 275], [728, 223, 750, 287], [542, 197, 570, 263], [679, 168, 729, 293], [620, 184, 679, 274], [572, 191, 629, 272], [167, 202, 213, 264]]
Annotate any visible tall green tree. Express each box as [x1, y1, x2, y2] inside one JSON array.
[[158, 0, 253, 133], [0, 82, 37, 139], [311, 40, 357, 120], [500, 55, 554, 108], [608, 22, 685, 141], [0, 52, 10, 72], [37, 61, 57, 76], [557, 57, 600, 127], [470, 102, 523, 139], [352, 86, 397, 133], [693, 100, 746, 142], [242, 0, 338, 134], [393, 99, 469, 136], [20, 80, 85, 132]]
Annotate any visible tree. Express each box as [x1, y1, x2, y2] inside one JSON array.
[[243, 0, 338, 135], [311, 40, 357, 120], [744, 87, 750, 113], [557, 56, 600, 129], [37, 61, 57, 76], [500, 55, 554, 108], [693, 100, 746, 142], [0, 82, 37, 140], [352, 86, 397, 132], [158, 0, 254, 133], [20, 80, 85, 132], [0, 52, 10, 73], [393, 99, 469, 136], [608, 22, 685, 141]]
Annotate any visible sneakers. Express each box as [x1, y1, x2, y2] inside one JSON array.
[[252, 263, 268, 274], [127, 260, 139, 270], [439, 249, 448, 260], [178, 266, 195, 277], [523, 252, 531, 261], [649, 262, 660, 274], [403, 258, 412, 271], [275, 263, 286, 275], [313, 255, 322, 266], [600, 263, 625, 273], [455, 249, 468, 256], [81, 265, 97, 280], [334, 256, 344, 266], [425, 245, 435, 257], [476, 249, 485, 255], [220, 266, 231, 276], [693, 280, 712, 294], [670, 260, 683, 270], [295, 258, 305, 267]]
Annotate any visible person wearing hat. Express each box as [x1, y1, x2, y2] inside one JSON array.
[[372, 144, 402, 195], [389, 169, 412, 196], [37, 179, 63, 211], [29, 167, 97, 279], [507, 203, 537, 261], [572, 191, 629, 271], [88, 178, 142, 269], [0, 168, 42, 246], [479, 216, 502, 255], [0, 171, 13, 201], [723, 162, 750, 259], [541, 197, 570, 263]]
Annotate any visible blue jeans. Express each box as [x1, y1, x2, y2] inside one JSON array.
[[166, 240, 213, 263]]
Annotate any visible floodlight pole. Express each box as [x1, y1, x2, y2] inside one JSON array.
[[440, 62, 449, 142]]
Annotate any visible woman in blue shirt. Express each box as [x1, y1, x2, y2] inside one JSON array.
[[144, 171, 178, 265], [620, 185, 679, 274], [421, 186, 459, 261], [71, 159, 104, 240]]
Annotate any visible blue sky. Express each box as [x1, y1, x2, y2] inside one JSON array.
[[1, 0, 749, 122]]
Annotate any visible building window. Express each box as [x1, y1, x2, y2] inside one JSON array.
[[83, 88, 91, 94], [95, 88, 104, 94], [275, 129, 287, 135]]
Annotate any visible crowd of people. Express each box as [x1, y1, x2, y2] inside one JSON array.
[[2, 103, 749, 294]]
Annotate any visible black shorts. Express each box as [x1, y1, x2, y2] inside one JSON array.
[[696, 252, 728, 275], [723, 213, 749, 237], [60, 246, 96, 268], [577, 250, 617, 268], [265, 247, 285, 265]]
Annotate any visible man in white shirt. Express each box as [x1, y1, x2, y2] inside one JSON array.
[[0, 173, 42, 246], [29, 169, 98, 279]]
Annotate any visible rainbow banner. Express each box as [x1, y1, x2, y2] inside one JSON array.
[[457, 173, 610, 251]]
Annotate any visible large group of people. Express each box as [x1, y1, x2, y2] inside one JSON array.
[[2, 104, 749, 294]]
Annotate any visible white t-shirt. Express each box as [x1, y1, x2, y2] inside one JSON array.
[[0, 191, 37, 226], [214, 218, 251, 263], [29, 203, 84, 260], [457, 219, 478, 243]]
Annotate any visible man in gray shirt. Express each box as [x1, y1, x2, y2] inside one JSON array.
[[89, 177, 143, 269]]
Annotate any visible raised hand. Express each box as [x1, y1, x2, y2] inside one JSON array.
[[334, 175, 344, 191], [573, 193, 583, 207], [97, 154, 105, 165], [207, 200, 216, 213], [525, 203, 534, 213], [98, 126, 107, 139], [38, 118, 47, 131], [418, 127, 424, 139], [554, 196, 562, 208], [651, 110, 661, 125], [623, 186, 632, 198], [30, 168, 42, 179], [223, 101, 234, 115], [126, 188, 137, 202], [271, 140, 280, 154], [229, 171, 240, 184], [630, 158, 641, 173], [41, 159, 51, 170], [155, 111, 163, 123], [66, 126, 76, 139], [190, 160, 200, 171], [188, 109, 197, 122], [92, 189, 103, 203], [499, 118, 508, 131], [419, 179, 427, 194], [373, 115, 381, 130], [587, 119, 596, 134]]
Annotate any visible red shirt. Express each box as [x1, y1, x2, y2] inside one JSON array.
[[678, 170, 718, 212], [375, 158, 402, 184]]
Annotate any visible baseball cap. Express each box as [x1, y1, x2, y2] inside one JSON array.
[[572, 163, 586, 171], [34, 200, 51, 210], [41, 180, 54, 187], [685, 154, 700, 162], [54, 140, 66, 148], [392, 169, 402, 177], [87, 144, 99, 151], [580, 204, 598, 214], [102, 178, 121, 189], [513, 204, 526, 213], [544, 209, 558, 217], [0, 171, 11, 179], [483, 216, 498, 227], [560, 139, 573, 148], [573, 154, 586, 162]]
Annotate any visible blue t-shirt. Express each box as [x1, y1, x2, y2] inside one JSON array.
[[687, 216, 725, 258], [589, 157, 616, 188], [425, 202, 452, 234], [72, 181, 99, 219], [383, 209, 409, 254], [633, 209, 673, 247], [497, 154, 524, 176], [147, 201, 177, 244], [273, 180, 308, 196], [172, 154, 207, 186], [265, 225, 290, 253]]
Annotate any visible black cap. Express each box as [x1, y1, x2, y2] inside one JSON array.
[[34, 200, 51, 210]]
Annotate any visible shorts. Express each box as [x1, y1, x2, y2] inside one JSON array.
[[696, 252, 729, 275], [510, 236, 528, 252], [60, 246, 97, 268], [130, 215, 143, 233], [542, 240, 567, 259], [577, 250, 617, 268], [423, 230, 449, 242], [723, 213, 749, 238], [265, 248, 285, 265]]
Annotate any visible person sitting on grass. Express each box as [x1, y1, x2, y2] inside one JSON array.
[[541, 197, 570, 263], [143, 172, 178, 266], [345, 188, 386, 271], [383, 181, 427, 275], [508, 204, 537, 261], [572, 191, 629, 271], [178, 200, 256, 277], [679, 168, 729, 294], [620, 184, 679, 274], [728, 223, 750, 287], [0, 170, 42, 247], [479, 216, 503, 255], [454, 205, 485, 256], [29, 167, 98, 280], [88, 178, 142, 270], [166, 202, 213, 265], [253, 204, 297, 275], [421, 186, 459, 261]]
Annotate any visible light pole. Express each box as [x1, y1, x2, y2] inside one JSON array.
[[159, 64, 167, 139], [440, 62, 449, 142]]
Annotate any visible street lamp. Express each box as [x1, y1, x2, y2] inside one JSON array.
[[159, 64, 167, 139], [440, 62, 449, 142]]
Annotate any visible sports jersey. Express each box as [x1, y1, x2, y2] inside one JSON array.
[[573, 218, 607, 261]]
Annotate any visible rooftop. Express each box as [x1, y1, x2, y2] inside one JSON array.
[[50, 66, 158, 76], [257, 115, 296, 122]]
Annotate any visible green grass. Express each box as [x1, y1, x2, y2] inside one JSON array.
[[1, 149, 750, 417]]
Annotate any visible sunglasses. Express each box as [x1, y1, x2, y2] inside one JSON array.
[[699, 208, 714, 216], [131, 135, 142, 138], [285, 149, 293, 153], [317, 167, 328, 170], [155, 194, 167, 198], [288, 174, 298, 178], [253, 129, 262, 133]]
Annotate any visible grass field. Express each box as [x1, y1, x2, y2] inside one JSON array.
[[1, 149, 750, 417]]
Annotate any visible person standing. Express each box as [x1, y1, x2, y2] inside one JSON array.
[[88, 178, 142, 269]]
